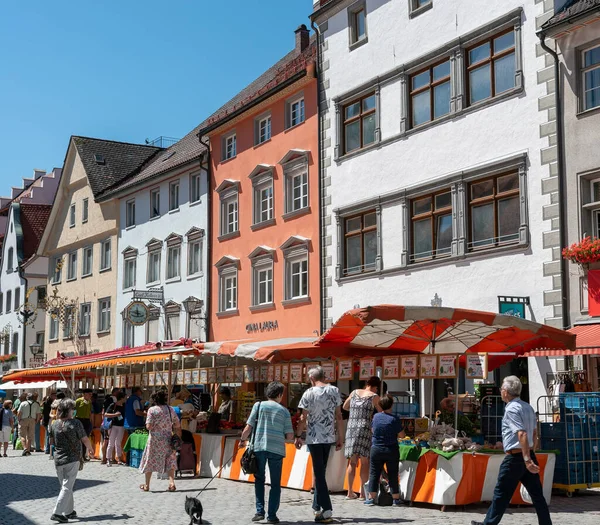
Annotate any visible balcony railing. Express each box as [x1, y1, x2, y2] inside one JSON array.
[[146, 136, 179, 149]]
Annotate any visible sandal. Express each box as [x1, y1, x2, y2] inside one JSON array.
[[167, 485, 176, 492], [139, 484, 149, 492]]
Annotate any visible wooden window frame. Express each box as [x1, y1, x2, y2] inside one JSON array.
[[409, 59, 451, 128], [410, 190, 452, 262], [351, 7, 366, 44], [466, 28, 516, 105], [582, 44, 600, 111], [467, 171, 520, 250], [343, 210, 377, 276], [342, 92, 376, 154]]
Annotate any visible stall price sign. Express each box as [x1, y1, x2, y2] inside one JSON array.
[[466, 354, 488, 379], [141, 373, 149, 387], [274, 365, 282, 382], [383, 357, 400, 379], [322, 362, 336, 382], [259, 365, 269, 383], [234, 367, 244, 383], [176, 371, 184, 385], [106, 376, 113, 389], [243, 366, 255, 383], [359, 358, 376, 380], [99, 376, 105, 389], [127, 374, 134, 387], [148, 372, 155, 387], [266, 365, 274, 382], [192, 369, 200, 384], [419, 355, 437, 378], [225, 367, 235, 383], [208, 368, 217, 383], [281, 364, 289, 383], [199, 369, 208, 384], [400, 356, 418, 379], [289, 363, 303, 382], [184, 370, 192, 385], [134, 374, 142, 387], [305, 362, 320, 383], [438, 355, 458, 378], [216, 368, 226, 383], [338, 359, 353, 380]]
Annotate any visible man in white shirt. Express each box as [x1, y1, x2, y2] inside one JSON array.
[[18, 393, 40, 455]]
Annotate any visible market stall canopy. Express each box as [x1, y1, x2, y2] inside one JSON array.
[[523, 323, 600, 357], [0, 380, 68, 390], [196, 337, 317, 361]]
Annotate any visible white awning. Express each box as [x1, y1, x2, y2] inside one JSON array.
[[0, 380, 60, 390]]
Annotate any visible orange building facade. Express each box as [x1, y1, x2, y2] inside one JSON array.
[[201, 28, 320, 342]]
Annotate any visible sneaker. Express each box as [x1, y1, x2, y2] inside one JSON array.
[[470, 522, 484, 525], [267, 519, 280, 524], [106, 461, 112, 467], [392, 499, 407, 507], [50, 515, 68, 523], [65, 511, 77, 519], [363, 498, 375, 506], [22, 451, 27, 456], [314, 514, 334, 524], [251, 514, 265, 522]]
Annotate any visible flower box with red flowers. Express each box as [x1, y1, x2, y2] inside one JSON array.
[[562, 237, 600, 266]]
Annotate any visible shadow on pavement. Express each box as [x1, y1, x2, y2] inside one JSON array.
[[77, 514, 133, 522]]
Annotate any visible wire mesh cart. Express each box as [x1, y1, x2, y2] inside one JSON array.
[[537, 393, 600, 496]]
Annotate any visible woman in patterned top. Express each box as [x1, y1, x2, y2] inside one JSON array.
[[343, 376, 381, 500]]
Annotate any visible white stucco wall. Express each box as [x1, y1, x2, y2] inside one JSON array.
[[115, 167, 209, 346]]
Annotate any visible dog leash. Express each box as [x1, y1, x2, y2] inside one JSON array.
[[192, 452, 236, 498]]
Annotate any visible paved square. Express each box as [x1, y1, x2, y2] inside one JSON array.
[[1, 449, 599, 524]]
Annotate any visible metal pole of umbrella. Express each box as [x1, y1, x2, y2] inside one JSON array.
[[167, 354, 173, 401]]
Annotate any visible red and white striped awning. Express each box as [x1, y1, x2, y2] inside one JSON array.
[[523, 323, 600, 357], [197, 337, 317, 361]]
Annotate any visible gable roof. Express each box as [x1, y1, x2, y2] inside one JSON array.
[[541, 0, 600, 31], [72, 136, 163, 200], [20, 204, 53, 264], [198, 36, 316, 136], [96, 126, 208, 201]]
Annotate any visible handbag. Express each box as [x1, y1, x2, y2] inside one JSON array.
[[167, 406, 183, 451], [100, 403, 114, 431], [240, 401, 261, 475]]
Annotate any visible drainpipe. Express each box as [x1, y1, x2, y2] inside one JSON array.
[[539, 33, 570, 331], [20, 274, 28, 370], [198, 143, 212, 342], [311, 19, 325, 336]]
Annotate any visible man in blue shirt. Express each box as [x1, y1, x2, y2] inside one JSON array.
[[472, 376, 551, 525], [240, 382, 293, 525], [124, 387, 145, 433]]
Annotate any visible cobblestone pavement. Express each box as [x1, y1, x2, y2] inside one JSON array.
[[1, 448, 599, 525]]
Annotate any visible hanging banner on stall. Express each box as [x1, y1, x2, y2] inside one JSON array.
[[207, 368, 217, 384], [466, 354, 488, 379], [243, 366, 255, 383], [198, 369, 207, 384], [127, 374, 135, 387], [134, 374, 142, 386], [383, 357, 400, 379], [289, 363, 303, 382], [281, 364, 289, 383], [338, 359, 353, 380], [190, 369, 198, 384], [259, 365, 269, 383], [359, 358, 376, 380], [322, 362, 336, 382], [234, 367, 244, 383], [216, 368, 226, 383], [438, 355, 458, 378], [225, 367, 235, 383], [100, 376, 105, 389], [419, 355, 437, 378], [267, 365, 274, 382], [106, 376, 113, 389], [305, 362, 320, 383], [141, 373, 149, 387], [148, 372, 155, 387], [400, 356, 418, 378], [184, 370, 192, 385], [274, 365, 282, 382], [177, 371, 185, 385]]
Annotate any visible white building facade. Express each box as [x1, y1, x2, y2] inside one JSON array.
[[311, 0, 560, 405], [107, 134, 209, 347]]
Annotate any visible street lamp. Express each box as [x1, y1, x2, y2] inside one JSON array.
[[30, 342, 42, 356], [182, 296, 203, 339]]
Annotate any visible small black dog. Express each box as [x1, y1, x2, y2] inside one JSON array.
[[185, 496, 203, 524]]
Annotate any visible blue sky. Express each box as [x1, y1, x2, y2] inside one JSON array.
[[0, 1, 311, 195]]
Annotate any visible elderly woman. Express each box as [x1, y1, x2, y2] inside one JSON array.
[[138, 390, 181, 492], [48, 398, 94, 523], [1, 400, 14, 457]]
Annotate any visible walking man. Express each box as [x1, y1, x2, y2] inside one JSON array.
[[32, 393, 42, 452], [17, 393, 39, 455], [294, 366, 343, 524], [240, 381, 294, 524], [471, 376, 551, 525], [74, 389, 93, 460], [12, 392, 27, 449]]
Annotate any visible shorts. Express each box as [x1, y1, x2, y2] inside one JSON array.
[[0, 428, 12, 442]]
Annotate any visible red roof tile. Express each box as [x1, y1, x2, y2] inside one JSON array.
[[19, 204, 52, 263]]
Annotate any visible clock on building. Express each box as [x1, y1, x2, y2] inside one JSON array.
[[126, 301, 149, 326]]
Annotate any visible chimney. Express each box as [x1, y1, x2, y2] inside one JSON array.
[[295, 24, 310, 52]]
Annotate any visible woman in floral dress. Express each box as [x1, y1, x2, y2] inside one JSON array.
[[139, 391, 180, 492], [343, 376, 381, 499]]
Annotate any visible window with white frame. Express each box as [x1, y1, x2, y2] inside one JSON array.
[[100, 239, 111, 271], [169, 180, 180, 211], [187, 228, 204, 277], [166, 304, 181, 339], [150, 188, 160, 218], [82, 246, 93, 277], [82, 198, 89, 223], [123, 253, 137, 289], [222, 133, 237, 161], [255, 114, 272, 145], [251, 255, 274, 307], [67, 251, 77, 281], [36, 331, 44, 354], [217, 260, 239, 313], [219, 191, 239, 236], [190, 173, 202, 203], [49, 310, 59, 340], [123, 319, 134, 347], [250, 168, 274, 225], [287, 256, 308, 300], [63, 306, 75, 339], [582, 45, 600, 111], [98, 297, 111, 332], [167, 244, 181, 279], [69, 203, 76, 227], [79, 303, 91, 336], [126, 199, 136, 227], [146, 308, 160, 342], [283, 158, 309, 214], [51, 257, 62, 284], [287, 96, 305, 128], [147, 244, 161, 284]]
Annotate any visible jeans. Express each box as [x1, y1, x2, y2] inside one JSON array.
[[53, 460, 79, 516], [107, 426, 125, 463], [12, 423, 19, 449], [308, 444, 333, 517], [368, 445, 400, 495], [254, 451, 284, 520], [483, 452, 552, 525], [34, 421, 41, 451], [77, 418, 92, 458], [44, 424, 51, 453]]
